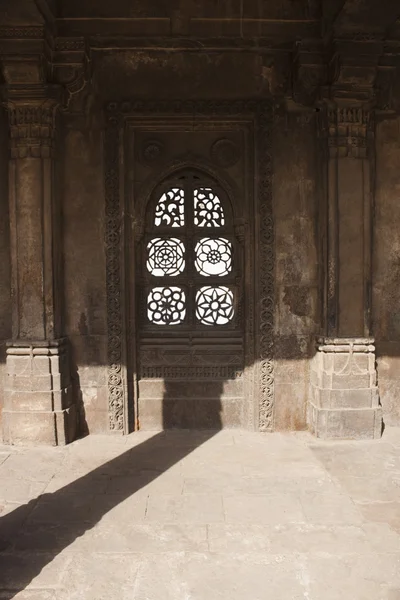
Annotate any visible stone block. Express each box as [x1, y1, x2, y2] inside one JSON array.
[[1, 406, 76, 446], [2, 339, 77, 446], [312, 387, 379, 409], [138, 378, 243, 399], [308, 337, 382, 440], [308, 403, 383, 440], [139, 397, 242, 430]]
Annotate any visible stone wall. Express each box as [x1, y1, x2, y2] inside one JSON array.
[[0, 108, 11, 441], [272, 111, 319, 430], [374, 116, 400, 426], [1, 13, 399, 437], [61, 114, 109, 434], [56, 53, 321, 434]]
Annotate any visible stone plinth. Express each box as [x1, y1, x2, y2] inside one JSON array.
[[308, 338, 382, 439], [2, 339, 77, 445]]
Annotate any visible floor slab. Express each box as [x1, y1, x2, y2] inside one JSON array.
[[0, 428, 399, 599]]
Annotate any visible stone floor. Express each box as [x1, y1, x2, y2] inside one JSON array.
[[0, 429, 400, 600]]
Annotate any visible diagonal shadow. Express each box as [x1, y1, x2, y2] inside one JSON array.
[[0, 426, 220, 599]]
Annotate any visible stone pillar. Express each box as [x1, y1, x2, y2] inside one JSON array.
[[309, 105, 382, 439], [2, 93, 76, 445]]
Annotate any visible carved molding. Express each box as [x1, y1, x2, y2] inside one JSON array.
[[0, 27, 44, 39], [141, 366, 243, 380], [315, 337, 375, 354], [55, 38, 86, 51], [104, 99, 275, 432]]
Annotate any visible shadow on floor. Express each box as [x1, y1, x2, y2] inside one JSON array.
[[0, 429, 220, 599]]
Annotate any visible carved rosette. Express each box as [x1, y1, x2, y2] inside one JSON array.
[[104, 113, 125, 432], [141, 139, 165, 164], [256, 103, 275, 432], [7, 99, 59, 159]]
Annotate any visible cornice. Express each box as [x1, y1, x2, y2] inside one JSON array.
[[56, 16, 320, 41]]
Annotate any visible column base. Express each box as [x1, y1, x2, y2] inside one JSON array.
[[308, 404, 383, 440], [308, 337, 383, 440], [2, 339, 77, 446]]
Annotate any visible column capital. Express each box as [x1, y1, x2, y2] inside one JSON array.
[[3, 91, 62, 158], [320, 104, 375, 159]]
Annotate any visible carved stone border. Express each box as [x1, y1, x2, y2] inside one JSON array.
[[104, 113, 125, 431], [104, 100, 274, 432], [256, 103, 275, 431]]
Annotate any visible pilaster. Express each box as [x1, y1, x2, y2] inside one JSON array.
[[308, 40, 383, 439], [1, 81, 76, 445], [321, 104, 374, 337]]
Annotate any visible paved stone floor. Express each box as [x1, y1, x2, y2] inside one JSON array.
[[1, 429, 400, 600]]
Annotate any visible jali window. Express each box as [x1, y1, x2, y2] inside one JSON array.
[[143, 171, 238, 327]]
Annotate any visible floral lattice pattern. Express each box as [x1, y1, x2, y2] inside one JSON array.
[[147, 238, 185, 276], [147, 287, 186, 325], [195, 238, 232, 276], [155, 188, 185, 227], [194, 188, 225, 227], [196, 286, 234, 325]]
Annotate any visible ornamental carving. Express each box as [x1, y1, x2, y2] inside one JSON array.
[[0, 27, 44, 38], [55, 38, 86, 51], [6, 100, 59, 158], [327, 107, 372, 158], [256, 103, 275, 431], [104, 116, 125, 432], [104, 99, 275, 432], [141, 366, 243, 379], [142, 139, 165, 164]]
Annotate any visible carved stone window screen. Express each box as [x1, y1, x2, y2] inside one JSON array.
[[104, 100, 274, 434], [143, 171, 238, 330]]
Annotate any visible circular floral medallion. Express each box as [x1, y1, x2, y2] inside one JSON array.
[[195, 238, 232, 276], [147, 287, 186, 325], [142, 140, 164, 164], [196, 286, 234, 325], [211, 138, 240, 168]]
